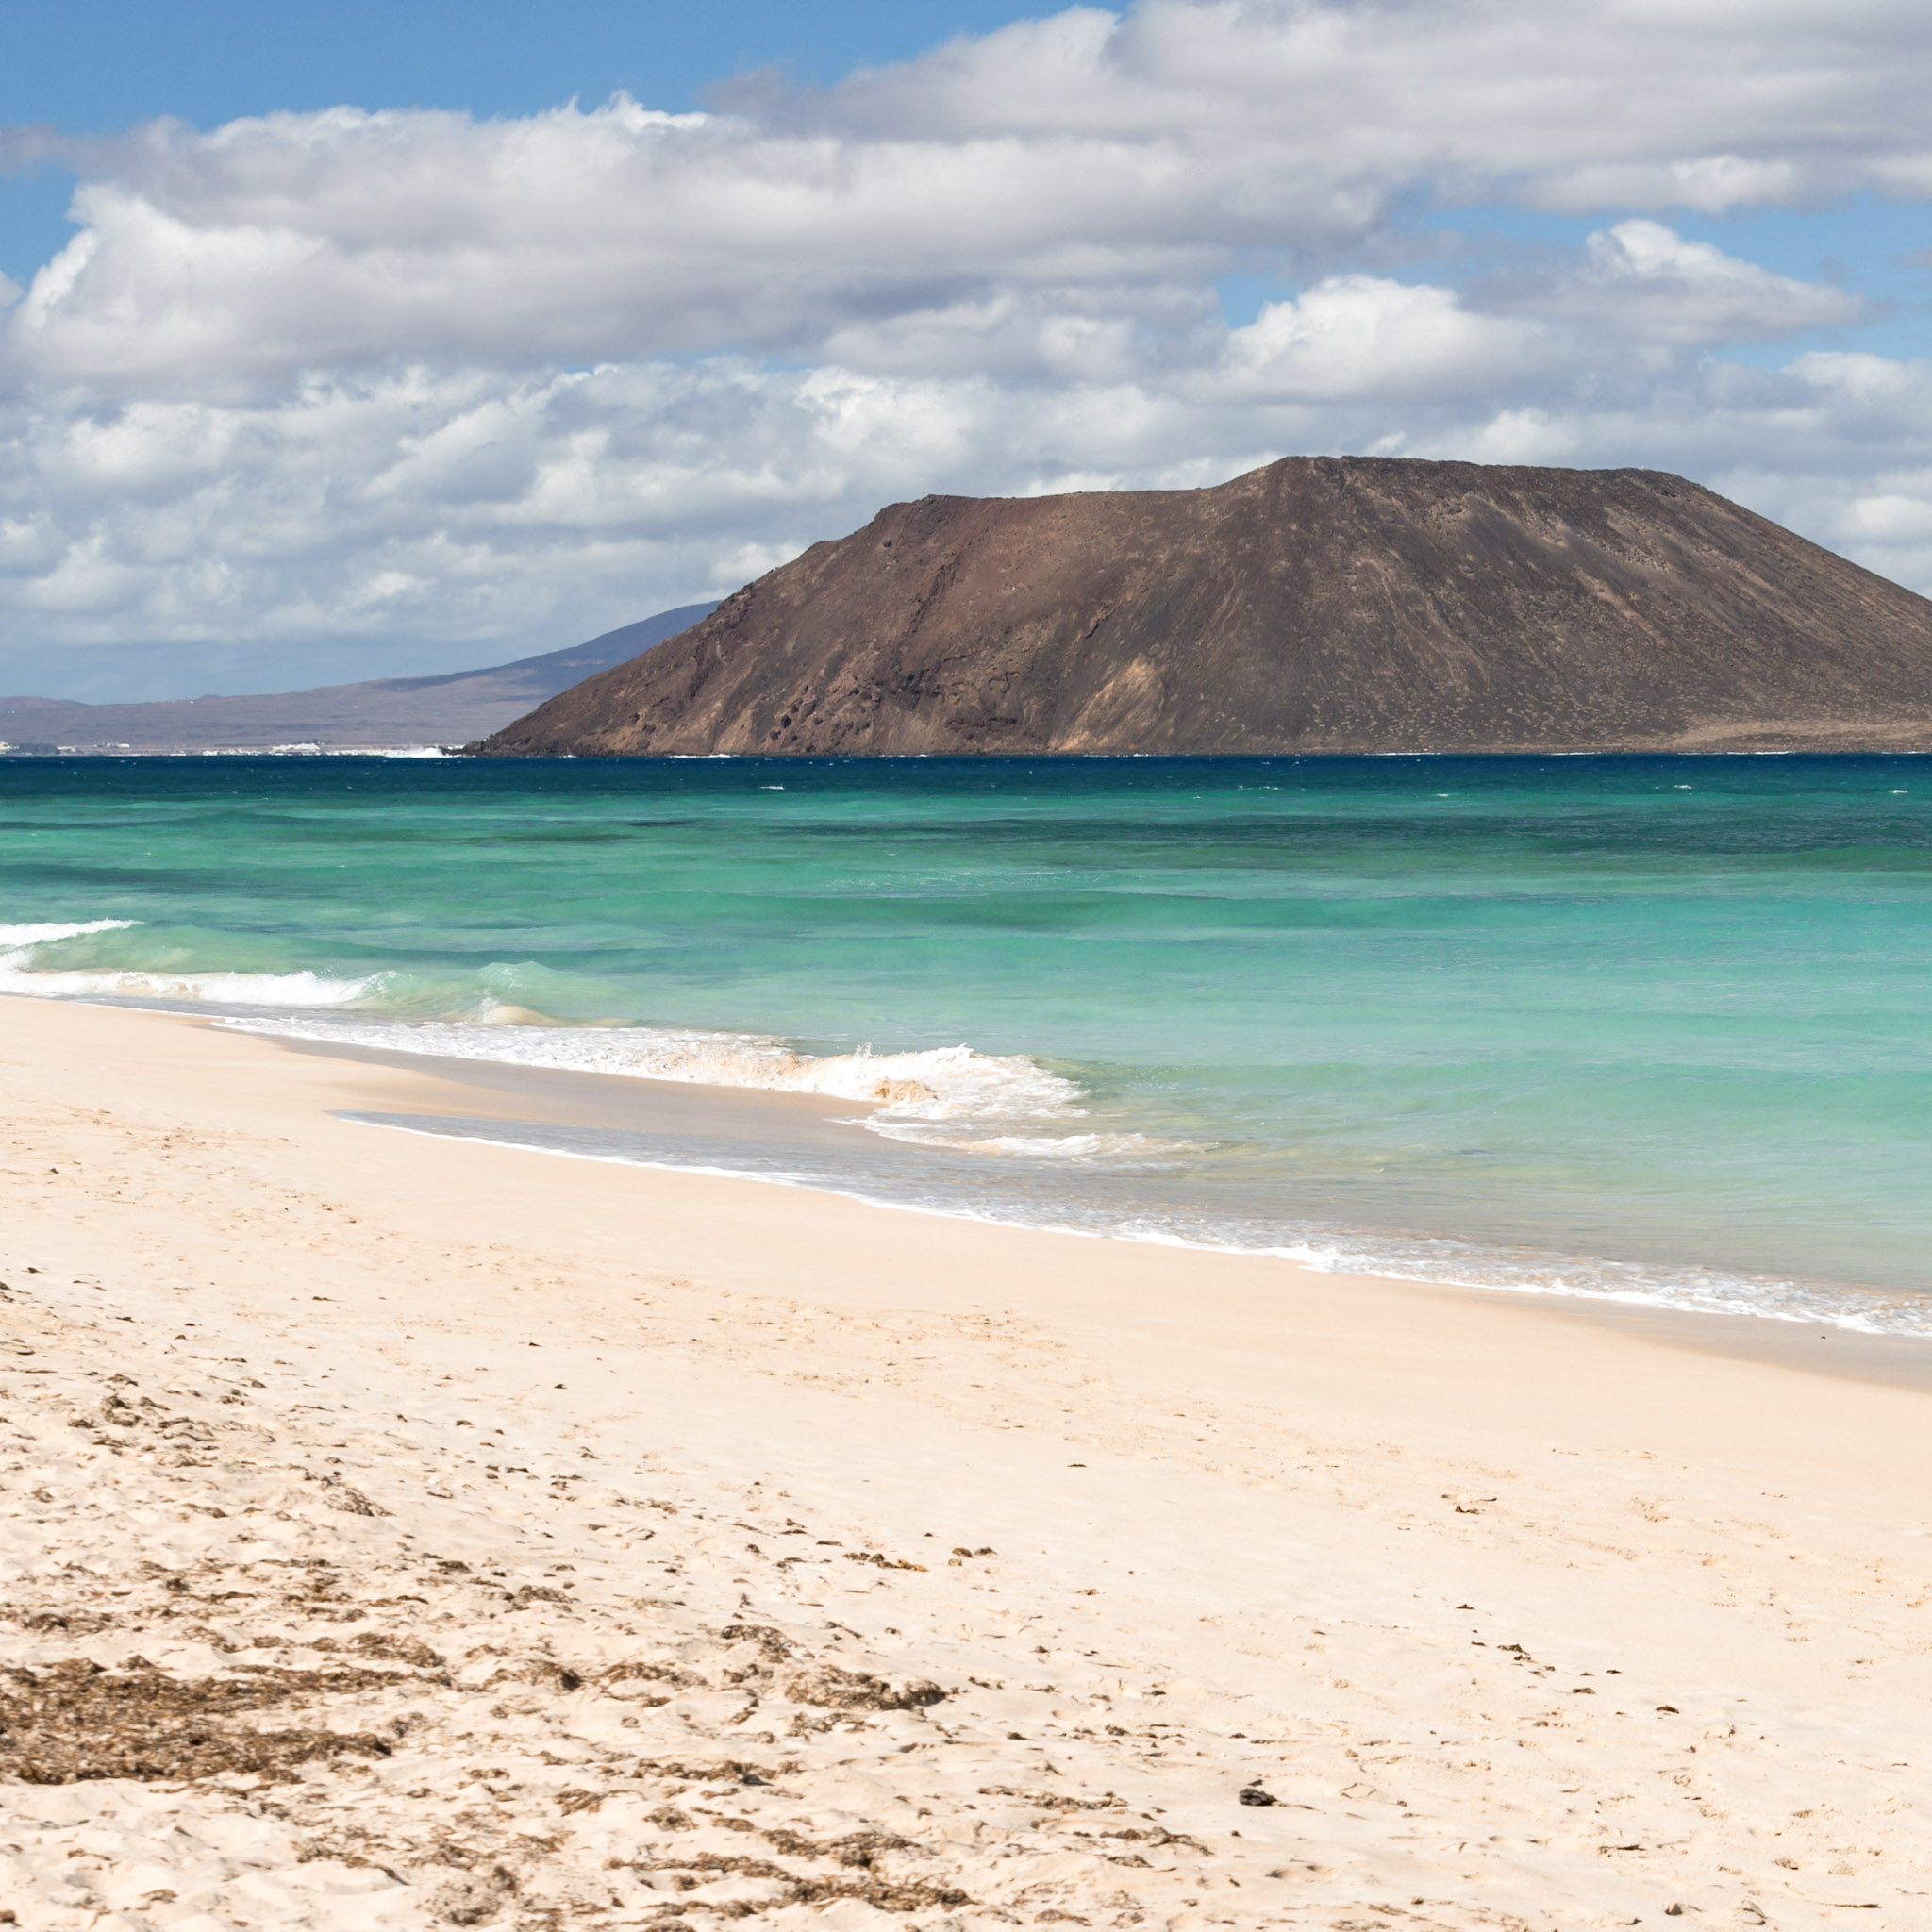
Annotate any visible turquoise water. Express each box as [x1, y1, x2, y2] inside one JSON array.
[[3, 753, 1928, 1327]]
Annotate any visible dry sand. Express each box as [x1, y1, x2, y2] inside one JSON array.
[[1, 995, 1928, 1932]]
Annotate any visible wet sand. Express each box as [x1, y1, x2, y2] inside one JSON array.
[[3, 993, 1930, 1930], [277, 1024, 1932, 1400]]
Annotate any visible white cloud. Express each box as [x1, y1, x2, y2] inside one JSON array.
[[4, 0, 1932, 687], [1215, 277, 1549, 402], [10, 0, 1932, 389], [1499, 221, 1864, 344], [11, 332, 1932, 678]]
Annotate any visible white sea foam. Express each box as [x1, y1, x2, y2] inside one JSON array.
[[217, 1011, 1091, 1144], [0, 918, 141, 947], [1257, 1240, 1932, 1337], [867, 1124, 1191, 1161], [0, 963, 377, 1005], [0, 917, 380, 1006], [0, 922, 1112, 1154]]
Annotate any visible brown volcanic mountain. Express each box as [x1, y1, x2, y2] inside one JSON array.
[[476, 458, 1932, 758]]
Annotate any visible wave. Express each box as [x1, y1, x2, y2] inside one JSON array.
[[0, 918, 142, 947], [869, 1125, 1195, 1160], [0, 917, 1113, 1154], [214, 1011, 1103, 1150], [0, 962, 377, 1006], [1, 912, 377, 1005]]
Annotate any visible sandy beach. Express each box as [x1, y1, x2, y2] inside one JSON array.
[[3, 993, 1929, 1932]]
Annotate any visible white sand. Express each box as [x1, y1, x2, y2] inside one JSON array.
[[2, 995, 1929, 1931]]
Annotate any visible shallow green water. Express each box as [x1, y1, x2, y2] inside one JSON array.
[[3, 754, 1928, 1324]]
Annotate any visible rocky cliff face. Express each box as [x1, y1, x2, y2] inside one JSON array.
[[475, 458, 1932, 757]]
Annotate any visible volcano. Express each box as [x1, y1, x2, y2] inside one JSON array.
[[475, 458, 1932, 758]]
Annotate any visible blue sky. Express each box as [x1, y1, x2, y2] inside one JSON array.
[[4, 0, 1932, 698], [0, 0, 1043, 121], [0, 0, 1047, 283]]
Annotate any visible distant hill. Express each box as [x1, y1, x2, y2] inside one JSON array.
[[0, 604, 716, 754], [475, 459, 1932, 758]]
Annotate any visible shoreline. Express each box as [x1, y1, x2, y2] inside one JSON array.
[[5, 991, 1932, 1926], [21, 989, 1932, 1398], [277, 1015, 1932, 1384], [341, 1093, 1932, 1399], [77, 992, 1932, 1348]]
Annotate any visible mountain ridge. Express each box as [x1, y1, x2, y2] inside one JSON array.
[[0, 605, 717, 754]]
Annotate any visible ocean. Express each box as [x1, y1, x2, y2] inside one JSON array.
[[3, 752, 1928, 1331]]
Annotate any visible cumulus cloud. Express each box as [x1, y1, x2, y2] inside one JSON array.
[[12, 325, 1932, 676], [1215, 278, 1550, 402], [10, 0, 1932, 389], [1496, 221, 1865, 343], [3, 0, 1932, 688]]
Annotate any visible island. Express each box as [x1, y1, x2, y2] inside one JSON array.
[[474, 457, 1932, 758]]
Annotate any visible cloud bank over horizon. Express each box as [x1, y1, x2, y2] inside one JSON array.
[[5, 0, 1932, 694]]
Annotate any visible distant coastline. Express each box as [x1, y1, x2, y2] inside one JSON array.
[[0, 603, 714, 756]]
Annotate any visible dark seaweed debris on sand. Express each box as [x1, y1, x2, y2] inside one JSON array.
[[0, 1657, 413, 1784]]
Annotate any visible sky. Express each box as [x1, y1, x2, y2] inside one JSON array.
[[3, 0, 1931, 699]]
